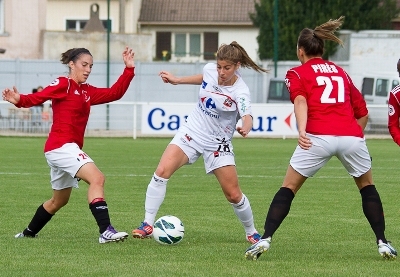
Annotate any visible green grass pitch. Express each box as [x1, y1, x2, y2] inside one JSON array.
[[0, 137, 399, 276]]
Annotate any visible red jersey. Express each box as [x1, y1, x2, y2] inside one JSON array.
[[15, 67, 135, 152], [285, 58, 367, 138], [388, 85, 400, 146]]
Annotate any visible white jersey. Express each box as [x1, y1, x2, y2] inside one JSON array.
[[180, 63, 252, 148]]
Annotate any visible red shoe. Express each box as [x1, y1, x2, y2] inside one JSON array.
[[246, 232, 261, 244], [132, 222, 153, 239]]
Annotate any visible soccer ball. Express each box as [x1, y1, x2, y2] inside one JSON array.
[[152, 215, 184, 245]]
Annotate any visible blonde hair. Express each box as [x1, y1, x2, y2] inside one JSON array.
[[216, 41, 268, 73]]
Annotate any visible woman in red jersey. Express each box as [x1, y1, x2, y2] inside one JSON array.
[[245, 16, 397, 260], [388, 59, 400, 144], [2, 47, 135, 243]]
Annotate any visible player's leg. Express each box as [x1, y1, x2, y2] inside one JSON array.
[[338, 136, 397, 259], [355, 172, 396, 259], [16, 144, 80, 239], [246, 134, 331, 260], [77, 162, 128, 243], [133, 133, 193, 238], [262, 135, 332, 239], [15, 188, 72, 238], [213, 165, 259, 244]]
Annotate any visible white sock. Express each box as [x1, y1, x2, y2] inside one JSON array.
[[143, 173, 168, 226], [231, 194, 257, 236]]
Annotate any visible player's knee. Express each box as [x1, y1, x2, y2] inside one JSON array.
[[154, 165, 172, 179], [88, 172, 105, 187], [226, 191, 243, 203], [48, 197, 69, 212]]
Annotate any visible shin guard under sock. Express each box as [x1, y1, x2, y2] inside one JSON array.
[[23, 204, 53, 236], [89, 199, 110, 234], [263, 187, 294, 239], [360, 185, 386, 243]]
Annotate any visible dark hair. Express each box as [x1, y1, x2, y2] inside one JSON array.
[[297, 16, 344, 57], [60, 48, 92, 64], [216, 41, 268, 73], [32, 88, 37, 93]]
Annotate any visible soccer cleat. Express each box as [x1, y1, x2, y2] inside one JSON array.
[[98, 225, 128, 244], [246, 232, 261, 244], [245, 237, 271, 260], [132, 222, 153, 239], [14, 232, 37, 238], [378, 240, 397, 260]]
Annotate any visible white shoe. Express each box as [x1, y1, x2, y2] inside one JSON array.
[[378, 240, 397, 260], [245, 237, 271, 260], [15, 232, 37, 238], [99, 225, 128, 244]]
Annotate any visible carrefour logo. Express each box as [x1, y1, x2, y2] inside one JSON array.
[[142, 104, 298, 136], [201, 97, 216, 109]]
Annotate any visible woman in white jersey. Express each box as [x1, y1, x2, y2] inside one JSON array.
[[132, 41, 268, 244]]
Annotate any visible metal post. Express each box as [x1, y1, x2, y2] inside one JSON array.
[[106, 0, 111, 130], [273, 0, 279, 77]]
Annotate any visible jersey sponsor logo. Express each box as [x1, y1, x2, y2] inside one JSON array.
[[201, 97, 216, 109], [388, 104, 395, 116], [199, 97, 219, 118], [74, 90, 80, 95], [198, 102, 219, 118], [238, 97, 247, 113], [213, 151, 234, 158], [49, 79, 60, 86], [212, 85, 222, 93], [201, 80, 208, 89]]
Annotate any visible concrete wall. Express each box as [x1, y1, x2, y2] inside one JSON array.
[[0, 0, 46, 59], [42, 31, 152, 62], [46, 0, 140, 33]]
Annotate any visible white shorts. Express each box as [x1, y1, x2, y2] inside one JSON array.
[[44, 143, 94, 190], [290, 134, 371, 178], [170, 130, 236, 174]]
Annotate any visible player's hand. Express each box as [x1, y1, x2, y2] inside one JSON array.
[[122, 46, 135, 68], [298, 131, 311, 150], [236, 126, 249, 138], [2, 86, 20, 104], [159, 71, 178, 85]]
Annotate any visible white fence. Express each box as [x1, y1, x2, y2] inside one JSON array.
[[0, 101, 390, 138]]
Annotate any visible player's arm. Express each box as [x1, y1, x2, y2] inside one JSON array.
[[89, 67, 135, 105], [159, 71, 203, 85], [285, 70, 311, 149], [89, 48, 136, 105], [347, 72, 369, 130], [388, 88, 400, 146], [236, 114, 253, 138], [356, 115, 368, 130], [293, 95, 311, 150], [3, 79, 66, 108]]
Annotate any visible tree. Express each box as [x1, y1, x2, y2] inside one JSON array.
[[251, 0, 400, 61]]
